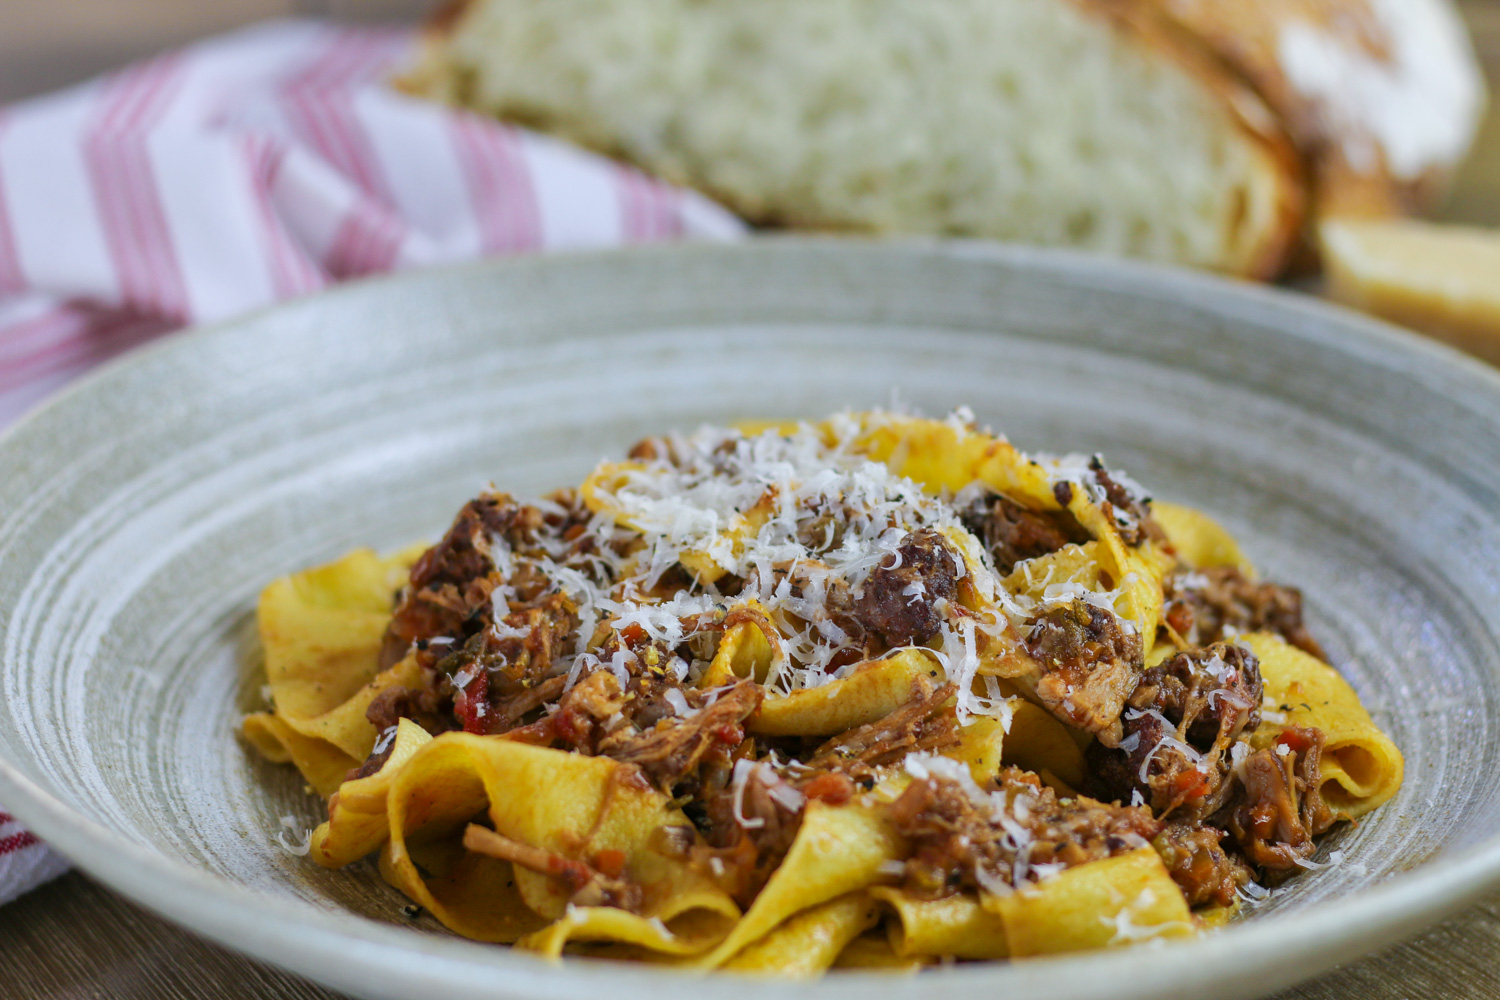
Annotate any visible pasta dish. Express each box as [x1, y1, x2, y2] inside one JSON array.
[[243, 410, 1402, 972]]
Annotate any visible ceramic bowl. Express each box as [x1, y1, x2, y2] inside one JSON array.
[[2, 239, 1498, 1000]]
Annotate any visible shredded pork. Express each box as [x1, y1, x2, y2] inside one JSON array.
[[1026, 600, 1144, 744], [961, 491, 1091, 576], [1221, 726, 1335, 877], [1163, 566, 1326, 660], [889, 767, 1159, 898], [1087, 642, 1262, 817]]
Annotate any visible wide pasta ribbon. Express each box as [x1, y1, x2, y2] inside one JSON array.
[[698, 801, 903, 967], [242, 546, 424, 795], [750, 649, 944, 737], [1241, 632, 1404, 818], [1150, 502, 1253, 574], [722, 893, 881, 976], [380, 735, 740, 951], [982, 847, 1195, 956], [870, 887, 1009, 960]]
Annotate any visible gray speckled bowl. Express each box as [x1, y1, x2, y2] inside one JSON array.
[[2, 239, 1498, 1000]]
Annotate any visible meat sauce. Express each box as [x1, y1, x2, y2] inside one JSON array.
[[349, 440, 1342, 919]]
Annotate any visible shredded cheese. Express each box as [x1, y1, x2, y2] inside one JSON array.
[[276, 815, 312, 856], [464, 411, 1153, 735]]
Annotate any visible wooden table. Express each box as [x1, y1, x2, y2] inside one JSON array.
[[3, 3, 1500, 998]]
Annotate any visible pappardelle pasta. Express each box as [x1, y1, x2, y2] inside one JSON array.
[[243, 410, 1402, 972]]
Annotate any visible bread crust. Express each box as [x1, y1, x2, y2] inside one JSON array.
[[392, 0, 477, 100], [1118, 0, 1486, 219], [1066, 0, 1305, 278]]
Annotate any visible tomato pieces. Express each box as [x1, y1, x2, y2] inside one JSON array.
[[452, 669, 490, 735], [712, 722, 745, 745], [1275, 727, 1315, 755], [1172, 768, 1213, 801], [593, 848, 627, 878], [801, 771, 855, 806]]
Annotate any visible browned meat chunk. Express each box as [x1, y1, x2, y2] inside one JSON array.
[[1221, 726, 1335, 877], [549, 670, 761, 796], [365, 685, 412, 734], [463, 823, 642, 912], [960, 492, 1091, 575], [345, 694, 404, 782], [853, 528, 959, 647], [434, 591, 580, 734], [1163, 566, 1326, 660], [372, 489, 632, 735], [547, 669, 626, 749], [380, 489, 612, 671], [1140, 642, 1263, 747], [601, 681, 761, 794], [1087, 457, 1164, 547], [1087, 642, 1262, 817], [888, 767, 1160, 898], [345, 684, 454, 780], [1026, 601, 1144, 743], [379, 493, 523, 668], [804, 676, 960, 781], [696, 759, 809, 904], [1152, 822, 1251, 908]]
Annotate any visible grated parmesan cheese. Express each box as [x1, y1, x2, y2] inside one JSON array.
[[1123, 706, 1204, 782], [1101, 887, 1194, 945], [461, 411, 1158, 746], [276, 815, 312, 856], [371, 726, 397, 757], [1236, 879, 1272, 904]]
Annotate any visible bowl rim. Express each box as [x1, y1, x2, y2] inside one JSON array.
[[2, 236, 1498, 999]]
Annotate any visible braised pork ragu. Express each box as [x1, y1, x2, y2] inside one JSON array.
[[438, 595, 580, 734], [357, 478, 1346, 919], [670, 676, 965, 904], [1087, 642, 1262, 817], [1163, 565, 1325, 660], [380, 488, 619, 671], [852, 528, 960, 646], [1152, 821, 1252, 908], [594, 677, 760, 795], [695, 761, 806, 904], [1086, 457, 1166, 547], [1221, 726, 1335, 878], [244, 407, 1403, 973], [345, 420, 1353, 928], [889, 767, 1159, 898], [803, 676, 960, 781], [1026, 600, 1144, 743], [961, 491, 1091, 575], [378, 493, 524, 669], [1083, 639, 1339, 897]]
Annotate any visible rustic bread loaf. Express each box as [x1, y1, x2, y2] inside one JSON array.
[[402, 0, 1484, 278]]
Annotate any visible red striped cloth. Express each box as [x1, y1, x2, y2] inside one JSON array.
[[0, 19, 744, 904], [0, 809, 69, 905]]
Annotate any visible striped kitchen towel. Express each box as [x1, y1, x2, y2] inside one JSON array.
[[0, 18, 744, 904]]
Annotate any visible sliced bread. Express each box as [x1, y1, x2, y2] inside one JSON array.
[[402, 0, 1483, 277]]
